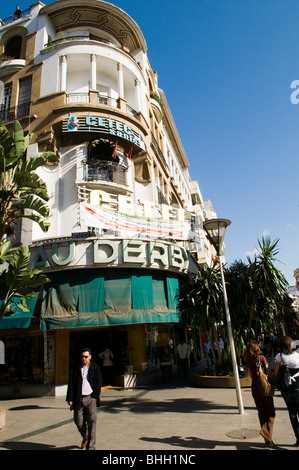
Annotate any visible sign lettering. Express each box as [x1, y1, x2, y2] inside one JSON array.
[[31, 239, 189, 271]]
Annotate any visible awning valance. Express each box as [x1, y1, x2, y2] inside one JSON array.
[[40, 268, 181, 330]]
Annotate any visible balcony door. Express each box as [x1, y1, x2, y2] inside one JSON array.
[[17, 77, 32, 119]]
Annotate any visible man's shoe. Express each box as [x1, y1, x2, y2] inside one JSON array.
[[81, 440, 88, 449]]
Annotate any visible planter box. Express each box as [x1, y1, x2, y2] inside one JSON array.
[[193, 373, 251, 388], [115, 370, 162, 388]]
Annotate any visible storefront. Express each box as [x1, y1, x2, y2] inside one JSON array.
[[0, 331, 44, 386], [0, 261, 196, 396]]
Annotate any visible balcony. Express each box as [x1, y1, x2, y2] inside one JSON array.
[[0, 101, 31, 123], [0, 58, 26, 78], [66, 92, 138, 117], [151, 132, 169, 170], [42, 33, 140, 67], [83, 160, 127, 186], [1, 8, 31, 26]]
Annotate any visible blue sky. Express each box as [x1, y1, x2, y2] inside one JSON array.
[[4, 0, 299, 284]]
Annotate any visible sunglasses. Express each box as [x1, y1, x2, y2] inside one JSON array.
[[81, 355, 89, 358]]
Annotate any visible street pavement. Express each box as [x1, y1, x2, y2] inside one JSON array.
[[0, 361, 298, 453]]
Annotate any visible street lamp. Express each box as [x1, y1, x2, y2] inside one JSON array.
[[203, 218, 244, 415]]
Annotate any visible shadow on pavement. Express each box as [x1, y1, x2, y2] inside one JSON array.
[[0, 441, 79, 450]]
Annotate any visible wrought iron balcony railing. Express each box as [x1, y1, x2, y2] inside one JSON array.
[[1, 8, 31, 26], [0, 102, 31, 122], [66, 93, 138, 116], [83, 160, 127, 186]]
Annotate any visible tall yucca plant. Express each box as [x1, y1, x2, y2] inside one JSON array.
[[246, 237, 292, 339], [178, 262, 224, 364], [0, 121, 55, 323], [226, 237, 294, 354], [0, 121, 53, 241]]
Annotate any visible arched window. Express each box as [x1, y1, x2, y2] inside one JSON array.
[[88, 138, 119, 165], [5, 35, 22, 59], [86, 138, 128, 185]]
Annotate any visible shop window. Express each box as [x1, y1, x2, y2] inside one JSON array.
[[145, 325, 175, 370], [5, 35, 22, 59], [0, 335, 44, 384]]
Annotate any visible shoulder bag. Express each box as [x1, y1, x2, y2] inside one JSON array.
[[256, 356, 275, 397]]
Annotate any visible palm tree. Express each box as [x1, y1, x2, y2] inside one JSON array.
[[225, 260, 252, 359], [246, 237, 293, 339], [178, 262, 224, 366], [0, 120, 53, 241], [226, 237, 294, 355], [0, 121, 55, 323], [179, 237, 294, 370]]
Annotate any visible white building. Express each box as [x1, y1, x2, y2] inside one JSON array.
[[0, 1, 217, 396]]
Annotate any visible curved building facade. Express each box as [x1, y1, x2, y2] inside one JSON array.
[[0, 1, 216, 395]]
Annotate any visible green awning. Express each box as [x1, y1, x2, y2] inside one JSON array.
[[0, 290, 39, 330], [40, 268, 180, 330]]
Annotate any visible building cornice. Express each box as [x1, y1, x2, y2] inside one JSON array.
[[159, 89, 189, 169], [39, 0, 147, 53]]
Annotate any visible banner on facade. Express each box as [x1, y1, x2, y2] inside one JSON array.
[[80, 202, 192, 240]]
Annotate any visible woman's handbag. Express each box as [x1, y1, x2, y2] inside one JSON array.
[[256, 357, 275, 397], [276, 353, 291, 391]]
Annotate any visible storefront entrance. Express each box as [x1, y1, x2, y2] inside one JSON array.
[[69, 326, 129, 385], [69, 323, 180, 386]]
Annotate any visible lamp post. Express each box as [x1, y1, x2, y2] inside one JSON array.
[[203, 218, 244, 415]]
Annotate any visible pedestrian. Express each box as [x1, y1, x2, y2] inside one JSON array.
[[273, 336, 299, 447], [98, 346, 114, 386], [246, 340, 276, 448], [13, 5, 22, 19], [203, 340, 212, 369], [176, 338, 190, 378], [270, 333, 278, 356], [66, 348, 102, 450]]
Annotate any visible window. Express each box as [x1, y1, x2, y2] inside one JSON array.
[[0, 83, 12, 121], [86, 138, 127, 185], [88, 138, 119, 164], [5, 36, 22, 59], [17, 77, 32, 119]]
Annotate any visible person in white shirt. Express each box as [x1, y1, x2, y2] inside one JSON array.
[[177, 339, 190, 378], [98, 347, 114, 385], [67, 348, 102, 450], [274, 336, 299, 447]]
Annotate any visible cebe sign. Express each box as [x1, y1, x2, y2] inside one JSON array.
[[62, 116, 146, 150]]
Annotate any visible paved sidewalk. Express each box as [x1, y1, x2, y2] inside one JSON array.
[[0, 369, 298, 451]]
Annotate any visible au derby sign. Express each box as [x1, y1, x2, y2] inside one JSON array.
[[30, 238, 189, 272]]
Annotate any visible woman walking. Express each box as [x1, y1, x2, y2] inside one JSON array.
[[246, 340, 276, 448]]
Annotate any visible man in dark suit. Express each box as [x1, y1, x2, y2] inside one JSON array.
[[67, 348, 102, 450]]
